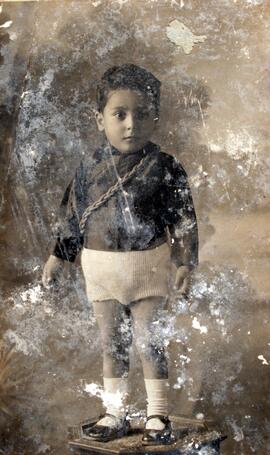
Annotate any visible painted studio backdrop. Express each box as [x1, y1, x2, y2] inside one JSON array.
[[0, 0, 269, 453]]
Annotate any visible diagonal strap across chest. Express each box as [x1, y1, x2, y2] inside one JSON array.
[[79, 153, 154, 234]]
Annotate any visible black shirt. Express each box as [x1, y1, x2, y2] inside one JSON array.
[[53, 141, 198, 266]]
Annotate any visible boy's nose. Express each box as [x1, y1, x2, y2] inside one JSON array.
[[126, 114, 135, 131]]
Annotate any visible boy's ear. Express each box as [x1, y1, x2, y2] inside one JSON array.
[[95, 110, 105, 131]]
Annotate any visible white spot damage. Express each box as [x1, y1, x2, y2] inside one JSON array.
[[210, 129, 259, 178], [209, 143, 223, 153], [4, 281, 95, 358], [0, 20, 13, 29], [115, 0, 129, 5], [189, 165, 209, 189], [21, 90, 30, 99], [192, 317, 208, 334], [21, 284, 43, 304], [240, 46, 250, 59], [210, 129, 257, 162], [9, 31, 17, 41], [166, 19, 207, 54], [179, 354, 191, 364], [4, 329, 39, 356], [258, 355, 269, 366], [84, 382, 126, 411], [226, 130, 257, 164], [246, 0, 263, 4], [173, 371, 187, 389]]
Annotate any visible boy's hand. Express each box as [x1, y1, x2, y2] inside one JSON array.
[[42, 255, 65, 289], [173, 265, 192, 297]]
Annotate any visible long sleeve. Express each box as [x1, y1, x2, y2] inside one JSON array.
[[52, 162, 85, 262], [164, 157, 199, 269]]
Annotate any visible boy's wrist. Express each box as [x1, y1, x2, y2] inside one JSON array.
[[172, 262, 194, 271], [50, 254, 66, 262]]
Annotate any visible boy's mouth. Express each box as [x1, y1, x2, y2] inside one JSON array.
[[123, 136, 138, 141]]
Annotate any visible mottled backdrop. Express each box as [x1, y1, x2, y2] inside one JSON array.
[[0, 1, 269, 454]]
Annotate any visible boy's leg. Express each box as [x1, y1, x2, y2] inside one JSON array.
[[130, 297, 169, 431], [130, 296, 168, 379], [92, 299, 132, 378], [92, 299, 132, 426]]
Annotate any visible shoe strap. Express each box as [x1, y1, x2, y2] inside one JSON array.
[[146, 414, 169, 423]]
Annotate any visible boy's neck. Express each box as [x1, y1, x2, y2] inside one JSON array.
[[104, 140, 151, 156]]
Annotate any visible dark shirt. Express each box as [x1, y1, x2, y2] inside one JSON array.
[[52, 141, 198, 266]]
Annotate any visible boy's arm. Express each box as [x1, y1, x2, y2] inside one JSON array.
[[165, 157, 199, 293], [51, 161, 85, 263], [42, 162, 86, 288], [169, 211, 198, 270]]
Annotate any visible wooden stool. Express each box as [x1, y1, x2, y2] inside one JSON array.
[[68, 415, 227, 454]]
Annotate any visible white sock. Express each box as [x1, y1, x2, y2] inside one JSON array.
[[96, 377, 128, 427], [144, 378, 169, 430]]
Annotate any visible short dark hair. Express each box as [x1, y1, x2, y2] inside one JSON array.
[[96, 64, 161, 116]]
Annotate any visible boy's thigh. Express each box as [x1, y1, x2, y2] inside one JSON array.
[[92, 299, 132, 333], [129, 296, 168, 335], [129, 296, 167, 320]]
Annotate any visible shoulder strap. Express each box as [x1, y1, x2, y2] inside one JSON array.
[[79, 154, 150, 234]]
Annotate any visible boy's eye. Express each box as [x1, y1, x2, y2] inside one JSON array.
[[112, 109, 151, 121], [114, 111, 126, 120]]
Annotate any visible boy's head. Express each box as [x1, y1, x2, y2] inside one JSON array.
[[95, 64, 161, 153], [96, 64, 160, 116]]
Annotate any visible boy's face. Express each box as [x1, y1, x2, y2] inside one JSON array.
[[95, 89, 158, 153]]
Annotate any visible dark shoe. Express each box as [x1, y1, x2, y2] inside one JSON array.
[[82, 413, 131, 443], [142, 414, 174, 446]]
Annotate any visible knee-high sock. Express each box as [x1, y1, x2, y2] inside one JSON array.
[[96, 377, 128, 426], [144, 378, 169, 430]]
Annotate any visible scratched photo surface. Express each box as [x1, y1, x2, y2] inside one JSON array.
[[0, 1, 269, 454]]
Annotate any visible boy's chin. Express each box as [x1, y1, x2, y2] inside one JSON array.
[[115, 140, 148, 154]]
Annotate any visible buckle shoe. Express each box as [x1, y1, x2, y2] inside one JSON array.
[[142, 414, 173, 446], [82, 413, 130, 443]]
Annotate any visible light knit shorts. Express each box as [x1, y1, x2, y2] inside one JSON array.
[[81, 242, 171, 305]]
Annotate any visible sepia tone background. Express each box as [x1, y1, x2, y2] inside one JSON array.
[[0, 0, 269, 453]]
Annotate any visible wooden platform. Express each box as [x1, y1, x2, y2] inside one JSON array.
[[68, 415, 226, 454]]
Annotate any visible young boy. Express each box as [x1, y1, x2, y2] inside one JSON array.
[[42, 64, 198, 445]]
